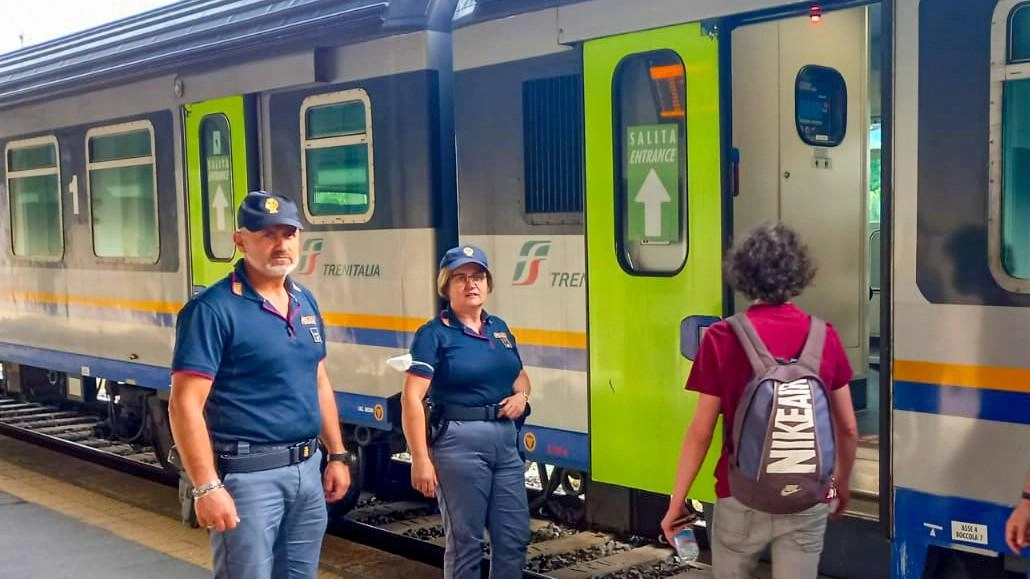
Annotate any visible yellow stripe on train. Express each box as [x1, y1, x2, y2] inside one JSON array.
[[0, 293, 588, 350], [894, 359, 1030, 394]]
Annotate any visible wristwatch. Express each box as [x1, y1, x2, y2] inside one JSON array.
[[328, 451, 357, 465]]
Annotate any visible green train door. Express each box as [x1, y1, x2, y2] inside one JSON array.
[[584, 23, 724, 501], [184, 96, 253, 293]]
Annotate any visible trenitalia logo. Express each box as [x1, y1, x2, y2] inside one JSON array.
[[512, 240, 551, 286], [297, 238, 324, 275]]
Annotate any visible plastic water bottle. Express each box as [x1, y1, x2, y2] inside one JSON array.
[[673, 525, 699, 562]]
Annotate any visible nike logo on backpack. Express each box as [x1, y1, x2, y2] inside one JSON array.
[[781, 484, 802, 496]]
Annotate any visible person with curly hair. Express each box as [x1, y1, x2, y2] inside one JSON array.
[[659, 222, 858, 579]]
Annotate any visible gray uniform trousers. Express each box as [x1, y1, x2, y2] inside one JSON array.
[[210, 449, 327, 579], [432, 420, 530, 579]]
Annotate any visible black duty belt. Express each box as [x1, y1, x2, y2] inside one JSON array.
[[213, 437, 319, 474], [437, 404, 504, 421]]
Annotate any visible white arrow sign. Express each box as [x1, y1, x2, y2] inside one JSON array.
[[212, 185, 230, 231], [634, 168, 671, 237]]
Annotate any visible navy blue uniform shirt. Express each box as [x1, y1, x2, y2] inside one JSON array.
[[171, 260, 326, 444], [408, 309, 523, 407]]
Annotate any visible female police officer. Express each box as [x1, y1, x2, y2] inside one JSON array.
[[401, 244, 532, 579]]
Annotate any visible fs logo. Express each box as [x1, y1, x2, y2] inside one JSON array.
[[297, 238, 324, 275], [512, 240, 551, 286]]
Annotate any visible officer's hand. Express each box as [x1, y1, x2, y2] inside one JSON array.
[[195, 487, 239, 533], [497, 393, 527, 420], [1006, 500, 1030, 553], [323, 461, 351, 503], [411, 456, 438, 498]]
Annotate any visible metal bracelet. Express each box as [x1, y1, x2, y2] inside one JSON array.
[[191, 480, 224, 500]]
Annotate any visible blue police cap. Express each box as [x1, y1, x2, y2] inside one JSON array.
[[440, 244, 489, 271], [237, 191, 303, 231]]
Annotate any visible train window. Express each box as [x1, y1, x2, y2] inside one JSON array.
[[199, 115, 234, 260], [300, 89, 374, 224], [5, 137, 63, 259], [523, 75, 584, 215], [1000, 79, 1030, 278], [613, 50, 688, 275], [1010, 3, 1030, 63], [795, 65, 847, 147], [86, 121, 159, 261], [989, 1, 1030, 289]]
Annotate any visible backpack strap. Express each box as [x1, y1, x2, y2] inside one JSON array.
[[725, 313, 777, 374], [797, 316, 827, 371]]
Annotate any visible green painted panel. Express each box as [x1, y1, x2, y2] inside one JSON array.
[[184, 96, 250, 289], [584, 23, 724, 500]]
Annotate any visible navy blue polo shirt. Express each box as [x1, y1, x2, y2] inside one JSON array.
[[408, 309, 523, 406], [171, 260, 326, 445]]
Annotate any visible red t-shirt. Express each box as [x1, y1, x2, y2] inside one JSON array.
[[685, 302, 853, 498]]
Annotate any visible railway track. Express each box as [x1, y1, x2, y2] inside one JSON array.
[[0, 395, 174, 484], [338, 495, 709, 579], [0, 394, 714, 579]]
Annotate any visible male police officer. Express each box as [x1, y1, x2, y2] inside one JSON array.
[[169, 191, 352, 579]]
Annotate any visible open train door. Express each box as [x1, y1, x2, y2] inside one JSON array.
[[583, 23, 724, 511], [183, 96, 255, 294]]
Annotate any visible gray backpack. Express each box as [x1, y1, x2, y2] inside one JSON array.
[[725, 314, 835, 514]]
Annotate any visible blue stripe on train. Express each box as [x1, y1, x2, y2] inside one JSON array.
[[0, 342, 171, 389], [0, 343, 591, 467], [320, 327, 587, 372], [0, 341, 586, 386], [334, 392, 394, 431], [332, 393, 591, 471], [518, 425, 589, 472], [2, 308, 587, 372], [324, 326, 412, 349], [893, 487, 1026, 579], [332, 390, 591, 470], [894, 380, 1030, 426]]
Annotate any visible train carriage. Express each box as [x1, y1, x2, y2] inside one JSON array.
[[0, 1, 1028, 577]]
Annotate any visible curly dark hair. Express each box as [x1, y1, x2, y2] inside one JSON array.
[[725, 222, 816, 304]]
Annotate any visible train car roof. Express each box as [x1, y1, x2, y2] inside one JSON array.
[[0, 0, 455, 109]]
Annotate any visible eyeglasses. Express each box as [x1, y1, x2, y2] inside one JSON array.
[[451, 271, 488, 285]]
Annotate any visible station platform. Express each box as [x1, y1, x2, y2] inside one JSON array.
[[0, 490, 207, 578], [0, 434, 441, 579]]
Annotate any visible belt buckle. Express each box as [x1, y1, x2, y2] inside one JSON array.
[[302, 443, 311, 459]]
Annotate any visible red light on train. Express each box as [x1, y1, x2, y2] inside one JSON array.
[[809, 5, 822, 23]]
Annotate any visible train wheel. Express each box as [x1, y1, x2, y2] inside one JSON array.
[[356, 442, 393, 495], [560, 470, 586, 497], [327, 442, 391, 519], [147, 396, 177, 473], [527, 462, 561, 512]]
